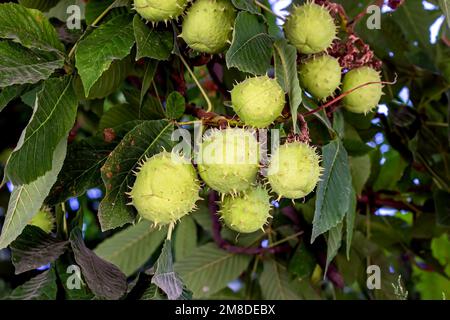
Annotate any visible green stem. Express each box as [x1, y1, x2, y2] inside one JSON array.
[[67, 2, 116, 61], [425, 121, 449, 127], [254, 0, 285, 21], [179, 54, 213, 112], [269, 231, 303, 248]]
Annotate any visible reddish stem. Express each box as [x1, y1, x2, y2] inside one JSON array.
[[303, 79, 396, 117]]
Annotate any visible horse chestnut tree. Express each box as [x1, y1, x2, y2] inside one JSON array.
[[0, 0, 449, 302]]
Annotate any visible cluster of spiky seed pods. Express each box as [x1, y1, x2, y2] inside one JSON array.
[[128, 0, 386, 233], [285, 2, 383, 113], [128, 128, 322, 234]]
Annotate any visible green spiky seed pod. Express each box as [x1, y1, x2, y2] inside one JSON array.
[[231, 75, 285, 128], [29, 210, 54, 233], [134, 0, 188, 22], [181, 0, 236, 54], [129, 151, 201, 225], [342, 66, 383, 114], [268, 142, 322, 199], [299, 55, 342, 100], [284, 2, 337, 54], [220, 186, 272, 233], [198, 128, 260, 195]]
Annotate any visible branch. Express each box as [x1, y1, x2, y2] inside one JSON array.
[[358, 193, 423, 213]]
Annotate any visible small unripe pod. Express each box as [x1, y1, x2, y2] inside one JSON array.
[[198, 128, 260, 194], [29, 210, 54, 233], [342, 66, 383, 114], [129, 151, 201, 225], [299, 55, 341, 100], [284, 2, 337, 54], [181, 0, 236, 54], [220, 186, 272, 233], [268, 142, 322, 199], [134, 0, 188, 22], [231, 75, 285, 128]]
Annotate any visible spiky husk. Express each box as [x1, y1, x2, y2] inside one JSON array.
[[299, 54, 342, 100], [129, 151, 201, 225], [219, 185, 272, 233], [180, 0, 236, 54], [231, 75, 285, 128], [342, 66, 383, 114], [198, 128, 260, 194], [268, 142, 322, 199], [29, 210, 54, 233], [284, 2, 337, 54], [134, 0, 188, 22]]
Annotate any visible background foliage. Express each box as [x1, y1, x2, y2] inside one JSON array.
[[0, 0, 449, 300]]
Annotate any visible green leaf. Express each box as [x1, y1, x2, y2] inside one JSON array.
[[140, 60, 159, 114], [98, 120, 174, 231], [99, 104, 146, 130], [0, 41, 64, 88], [373, 148, 408, 191], [325, 222, 343, 274], [133, 15, 174, 61], [413, 265, 450, 299], [434, 189, 450, 227], [231, 0, 260, 14], [47, 121, 141, 205], [431, 233, 450, 271], [0, 3, 64, 52], [5, 76, 77, 185], [226, 12, 273, 75], [124, 86, 165, 120], [70, 228, 127, 300], [165, 91, 186, 120], [393, 1, 440, 64], [311, 139, 352, 243], [18, 0, 60, 12], [151, 240, 185, 300], [301, 94, 333, 132], [288, 243, 316, 279], [173, 216, 197, 262], [259, 259, 302, 300], [76, 56, 131, 100], [84, 0, 129, 25], [85, 0, 114, 25], [0, 85, 27, 112], [440, 0, 450, 28], [75, 14, 135, 97], [343, 124, 373, 156], [174, 243, 252, 298], [346, 187, 357, 260], [94, 221, 167, 277], [11, 225, 69, 274], [7, 268, 57, 300], [349, 154, 371, 195], [0, 138, 67, 250], [273, 39, 302, 133], [333, 110, 345, 138], [55, 257, 94, 300]]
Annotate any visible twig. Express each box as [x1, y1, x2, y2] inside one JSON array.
[[303, 77, 397, 117], [67, 2, 116, 60], [348, 0, 385, 30], [254, 0, 286, 21]]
